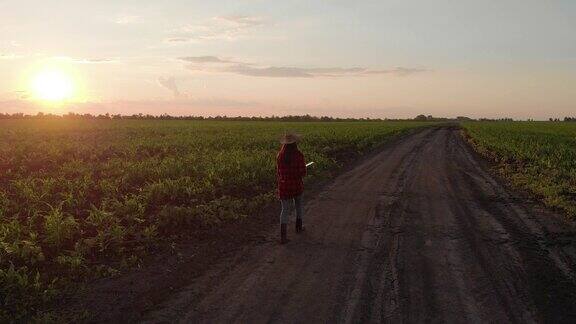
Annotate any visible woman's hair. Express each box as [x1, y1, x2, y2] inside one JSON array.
[[282, 143, 297, 164]]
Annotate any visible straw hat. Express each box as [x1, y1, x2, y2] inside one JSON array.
[[279, 132, 301, 144]]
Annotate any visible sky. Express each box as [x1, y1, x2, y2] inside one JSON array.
[[0, 0, 575, 119]]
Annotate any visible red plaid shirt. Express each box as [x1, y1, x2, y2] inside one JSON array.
[[276, 147, 306, 199]]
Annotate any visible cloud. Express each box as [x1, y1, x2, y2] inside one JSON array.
[[0, 49, 24, 60], [166, 15, 266, 43], [0, 40, 20, 50], [181, 56, 428, 78], [364, 67, 429, 76], [219, 15, 265, 28], [115, 15, 141, 25], [0, 41, 19, 59], [157, 76, 181, 98], [73, 58, 115, 64], [179, 56, 237, 64], [14, 90, 30, 100], [165, 37, 190, 43], [224, 65, 316, 78], [0, 54, 115, 63], [46, 56, 115, 64], [0, 53, 17, 60]]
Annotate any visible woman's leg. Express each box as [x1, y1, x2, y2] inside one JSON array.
[[294, 195, 304, 232], [279, 199, 291, 224], [294, 195, 303, 220], [279, 199, 292, 244]]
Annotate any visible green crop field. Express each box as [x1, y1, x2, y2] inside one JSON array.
[[463, 121, 576, 219], [0, 118, 430, 321]]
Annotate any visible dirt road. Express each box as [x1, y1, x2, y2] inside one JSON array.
[[135, 126, 576, 323]]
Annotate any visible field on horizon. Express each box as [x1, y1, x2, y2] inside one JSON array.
[[0, 118, 431, 320]]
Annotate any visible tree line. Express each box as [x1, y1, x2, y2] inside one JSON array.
[[0, 112, 391, 121], [550, 117, 576, 122], [1, 112, 574, 122], [0, 112, 429, 122]]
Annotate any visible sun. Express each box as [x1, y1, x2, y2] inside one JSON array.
[[31, 69, 75, 101]]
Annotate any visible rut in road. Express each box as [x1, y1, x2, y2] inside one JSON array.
[[143, 126, 576, 323]]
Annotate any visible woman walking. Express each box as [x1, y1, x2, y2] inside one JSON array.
[[276, 133, 307, 244]]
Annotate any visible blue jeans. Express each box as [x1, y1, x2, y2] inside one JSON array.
[[280, 195, 303, 224]]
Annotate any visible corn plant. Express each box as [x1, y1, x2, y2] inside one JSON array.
[[0, 118, 431, 320], [463, 121, 576, 218]]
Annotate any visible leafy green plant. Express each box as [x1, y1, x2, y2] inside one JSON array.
[[463, 121, 576, 219], [0, 264, 57, 323], [0, 118, 431, 320], [43, 204, 78, 251]]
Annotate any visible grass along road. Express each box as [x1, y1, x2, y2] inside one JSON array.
[[463, 121, 576, 220]]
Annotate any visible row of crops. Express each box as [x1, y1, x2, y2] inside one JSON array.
[[463, 122, 576, 219], [0, 119, 430, 321]]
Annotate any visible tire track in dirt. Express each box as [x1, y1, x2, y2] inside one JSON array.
[[141, 126, 576, 323]]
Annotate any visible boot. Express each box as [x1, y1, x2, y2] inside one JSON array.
[[296, 218, 304, 233], [280, 224, 289, 244]]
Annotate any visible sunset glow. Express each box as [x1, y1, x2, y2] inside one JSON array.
[[0, 1, 575, 119], [31, 69, 74, 102]]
